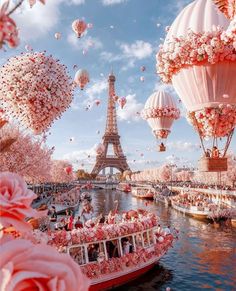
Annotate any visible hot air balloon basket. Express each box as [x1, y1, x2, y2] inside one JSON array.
[[158, 144, 166, 152], [198, 157, 228, 172]]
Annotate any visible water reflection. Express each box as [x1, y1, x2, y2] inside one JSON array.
[[85, 190, 236, 290]]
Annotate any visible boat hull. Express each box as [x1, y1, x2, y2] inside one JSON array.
[[171, 202, 210, 220], [89, 261, 156, 291]]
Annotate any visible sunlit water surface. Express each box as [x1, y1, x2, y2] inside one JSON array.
[[79, 189, 236, 291]]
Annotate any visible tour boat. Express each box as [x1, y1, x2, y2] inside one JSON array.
[[171, 201, 212, 219], [132, 187, 155, 199], [116, 182, 131, 193], [47, 210, 174, 290]]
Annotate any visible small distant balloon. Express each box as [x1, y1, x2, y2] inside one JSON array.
[[54, 32, 61, 40], [140, 66, 146, 72], [113, 95, 119, 102], [72, 19, 87, 38], [110, 25, 114, 29], [82, 49, 87, 55], [140, 76, 145, 82], [25, 44, 33, 51], [156, 23, 161, 27], [74, 69, 89, 90], [165, 26, 170, 32], [69, 137, 75, 142], [96, 130, 100, 134], [94, 99, 101, 106], [118, 97, 127, 109], [87, 23, 93, 29], [73, 64, 78, 70]]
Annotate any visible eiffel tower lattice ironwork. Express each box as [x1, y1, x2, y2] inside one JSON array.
[[91, 73, 130, 176]]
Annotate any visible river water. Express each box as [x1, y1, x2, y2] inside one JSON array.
[[87, 189, 236, 291]]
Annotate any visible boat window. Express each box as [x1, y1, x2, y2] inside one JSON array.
[[87, 243, 105, 262], [121, 236, 134, 255], [148, 230, 154, 245], [69, 246, 86, 265], [143, 231, 149, 247], [134, 233, 143, 248], [106, 239, 121, 258]]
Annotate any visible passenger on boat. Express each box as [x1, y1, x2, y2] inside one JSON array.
[[122, 238, 133, 255], [106, 240, 119, 258], [50, 206, 57, 222], [65, 209, 74, 231], [163, 226, 171, 236], [74, 216, 83, 229]]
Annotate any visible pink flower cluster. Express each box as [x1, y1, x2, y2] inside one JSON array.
[[0, 52, 73, 134], [157, 28, 236, 83], [0, 172, 45, 232], [153, 129, 170, 139], [0, 238, 89, 291], [0, 3, 19, 49], [0, 172, 90, 290], [141, 106, 180, 120], [187, 105, 236, 137], [81, 236, 173, 279], [47, 211, 158, 249]]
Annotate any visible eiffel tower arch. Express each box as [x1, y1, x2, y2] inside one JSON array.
[[91, 73, 130, 176]]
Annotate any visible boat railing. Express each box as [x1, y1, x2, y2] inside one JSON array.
[[67, 226, 159, 267]]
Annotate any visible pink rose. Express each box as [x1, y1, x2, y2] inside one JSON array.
[[0, 172, 45, 232], [0, 238, 89, 291]]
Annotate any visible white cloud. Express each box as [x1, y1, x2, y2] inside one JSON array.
[[117, 94, 143, 122], [63, 144, 98, 168], [83, 79, 108, 105], [14, 0, 62, 42], [67, 33, 103, 51], [120, 40, 153, 60], [68, 0, 85, 4], [167, 141, 200, 152], [102, 0, 128, 6]]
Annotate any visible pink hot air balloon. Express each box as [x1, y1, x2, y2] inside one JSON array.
[[118, 97, 127, 109], [64, 166, 73, 175], [141, 91, 180, 151], [140, 76, 145, 82], [94, 99, 101, 106], [96, 143, 105, 155], [157, 0, 236, 170], [72, 19, 87, 38], [74, 69, 89, 90]]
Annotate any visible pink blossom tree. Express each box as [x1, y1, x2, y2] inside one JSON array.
[[50, 160, 74, 183], [0, 124, 53, 183]]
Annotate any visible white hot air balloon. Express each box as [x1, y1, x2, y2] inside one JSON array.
[[54, 32, 61, 40], [141, 90, 180, 152], [74, 69, 90, 90]]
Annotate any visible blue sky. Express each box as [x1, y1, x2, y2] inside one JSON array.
[[2, 0, 235, 172]]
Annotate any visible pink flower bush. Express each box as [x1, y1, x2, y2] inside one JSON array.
[[81, 235, 173, 279], [0, 238, 89, 291], [187, 105, 236, 137], [0, 52, 73, 134], [47, 210, 158, 249], [50, 160, 74, 183], [141, 106, 180, 120], [0, 2, 19, 49], [157, 28, 236, 83], [0, 172, 45, 232]]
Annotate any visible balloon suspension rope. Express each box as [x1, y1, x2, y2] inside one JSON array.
[[222, 128, 234, 157], [191, 112, 206, 155], [7, 0, 25, 16]]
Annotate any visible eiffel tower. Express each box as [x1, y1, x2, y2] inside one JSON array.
[[91, 73, 130, 176]]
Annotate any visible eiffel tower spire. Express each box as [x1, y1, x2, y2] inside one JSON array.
[[91, 73, 130, 176]]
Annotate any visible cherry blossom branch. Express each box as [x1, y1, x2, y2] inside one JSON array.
[[7, 0, 25, 16]]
